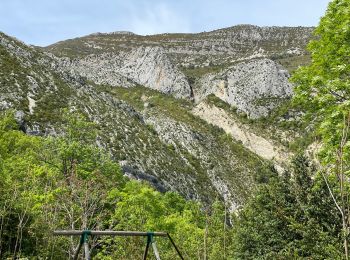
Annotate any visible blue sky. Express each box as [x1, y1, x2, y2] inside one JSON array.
[[0, 0, 331, 46]]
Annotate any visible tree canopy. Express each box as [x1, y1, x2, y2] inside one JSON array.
[[0, 111, 230, 259], [291, 0, 350, 163], [291, 0, 350, 257]]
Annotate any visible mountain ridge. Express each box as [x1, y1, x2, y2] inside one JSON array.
[[0, 24, 313, 209]]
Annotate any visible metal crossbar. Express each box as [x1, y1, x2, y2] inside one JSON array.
[[53, 230, 184, 260]]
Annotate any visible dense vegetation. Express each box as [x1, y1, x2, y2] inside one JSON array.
[[291, 0, 350, 257], [0, 110, 344, 259], [233, 0, 350, 258], [233, 156, 343, 259], [231, 0, 350, 258], [1, 0, 350, 259], [0, 111, 234, 259]]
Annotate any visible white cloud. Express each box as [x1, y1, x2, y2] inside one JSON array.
[[125, 2, 191, 35]]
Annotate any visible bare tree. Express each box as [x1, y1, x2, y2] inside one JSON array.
[[321, 112, 350, 259]]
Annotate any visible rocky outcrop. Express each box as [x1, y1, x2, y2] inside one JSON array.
[[194, 59, 293, 118], [120, 47, 192, 98], [43, 25, 314, 120], [45, 25, 313, 119], [144, 113, 240, 211], [1, 32, 265, 210], [56, 46, 192, 98], [1, 24, 312, 210], [47, 25, 313, 70], [55, 54, 136, 88], [56, 54, 292, 119]]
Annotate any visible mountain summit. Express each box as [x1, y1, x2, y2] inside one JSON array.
[[0, 25, 313, 209]]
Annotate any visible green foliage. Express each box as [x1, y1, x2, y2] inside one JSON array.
[[97, 84, 271, 204], [27, 76, 73, 125], [204, 201, 235, 260], [98, 184, 235, 259], [0, 111, 127, 258], [97, 181, 205, 259], [290, 2, 350, 257], [291, 0, 350, 163], [205, 94, 313, 153], [228, 2, 350, 258], [181, 63, 228, 79], [0, 45, 30, 112], [273, 54, 311, 74], [0, 111, 235, 259], [232, 156, 343, 259]]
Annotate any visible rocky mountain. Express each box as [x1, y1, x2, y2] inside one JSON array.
[[193, 58, 292, 118], [46, 25, 313, 117], [55, 46, 192, 98], [0, 25, 313, 210]]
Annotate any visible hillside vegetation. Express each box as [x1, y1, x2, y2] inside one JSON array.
[[2, 0, 350, 258]]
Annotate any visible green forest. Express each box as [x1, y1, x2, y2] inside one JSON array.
[[1, 0, 350, 259]]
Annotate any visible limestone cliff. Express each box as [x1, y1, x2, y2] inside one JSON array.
[[194, 58, 292, 118], [0, 24, 313, 209], [55, 46, 192, 98]]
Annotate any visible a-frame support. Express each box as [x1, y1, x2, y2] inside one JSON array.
[[54, 230, 184, 260]]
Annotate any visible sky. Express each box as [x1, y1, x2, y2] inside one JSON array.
[[0, 0, 331, 47]]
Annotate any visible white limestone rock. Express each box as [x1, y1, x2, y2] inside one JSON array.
[[195, 58, 293, 118], [119, 46, 192, 98], [55, 54, 136, 88], [56, 46, 192, 99]]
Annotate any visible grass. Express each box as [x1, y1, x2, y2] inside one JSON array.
[[181, 64, 228, 80], [274, 54, 311, 74]]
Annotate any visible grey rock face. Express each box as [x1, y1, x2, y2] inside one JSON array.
[[56, 46, 192, 99], [14, 110, 26, 131], [119, 47, 192, 98], [0, 25, 312, 210], [45, 25, 314, 119], [56, 50, 292, 118], [194, 59, 292, 118], [2, 32, 250, 208], [55, 54, 136, 88], [48, 25, 313, 70], [144, 113, 240, 211]]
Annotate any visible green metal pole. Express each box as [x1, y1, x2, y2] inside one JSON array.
[[143, 233, 153, 260]]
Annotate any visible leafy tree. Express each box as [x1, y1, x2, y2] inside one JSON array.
[[0, 111, 126, 258], [2, 111, 239, 259], [291, 0, 350, 256], [0, 111, 47, 258], [98, 181, 205, 259], [39, 111, 126, 258], [205, 200, 234, 260], [232, 156, 343, 259]]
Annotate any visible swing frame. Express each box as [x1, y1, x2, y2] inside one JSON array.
[[53, 230, 184, 260]]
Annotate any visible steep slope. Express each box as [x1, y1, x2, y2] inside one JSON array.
[[55, 46, 192, 98], [192, 100, 293, 172], [44, 25, 313, 119], [0, 32, 276, 210], [194, 58, 292, 118]]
